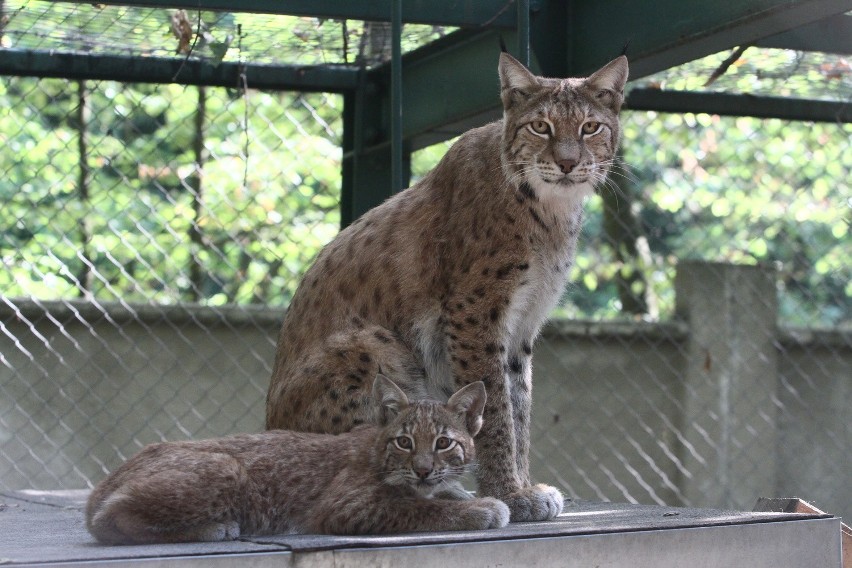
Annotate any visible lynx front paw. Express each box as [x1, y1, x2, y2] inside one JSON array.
[[474, 497, 511, 529], [503, 484, 563, 522], [452, 497, 509, 531]]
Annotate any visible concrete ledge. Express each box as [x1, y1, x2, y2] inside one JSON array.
[[0, 298, 284, 328], [1, 298, 692, 341], [779, 325, 852, 350], [542, 318, 690, 342], [6, 297, 849, 347], [0, 490, 840, 567]]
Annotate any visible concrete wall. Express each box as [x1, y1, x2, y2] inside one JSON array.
[[529, 320, 851, 523], [529, 319, 689, 507], [0, 303, 276, 489], [775, 330, 852, 521], [1, 263, 849, 520]]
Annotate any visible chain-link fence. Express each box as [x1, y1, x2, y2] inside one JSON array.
[[1, 1, 452, 66], [1, 2, 850, 524], [0, 76, 342, 488]]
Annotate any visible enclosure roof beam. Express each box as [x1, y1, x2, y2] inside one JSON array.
[[753, 13, 852, 54], [569, 0, 852, 78], [626, 89, 852, 124], [366, 0, 852, 150], [52, 0, 518, 28], [0, 49, 360, 91], [369, 28, 508, 151]]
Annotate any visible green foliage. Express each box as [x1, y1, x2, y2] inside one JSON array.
[[645, 47, 851, 102], [552, 109, 851, 326], [1, 23, 848, 328], [4, 3, 452, 67], [0, 76, 341, 306]]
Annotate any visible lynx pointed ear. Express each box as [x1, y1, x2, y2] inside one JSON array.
[[372, 374, 409, 424], [499, 52, 538, 109], [447, 381, 487, 437], [585, 55, 629, 112]]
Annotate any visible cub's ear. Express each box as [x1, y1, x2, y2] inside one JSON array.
[[585, 55, 629, 112], [447, 381, 487, 437], [372, 373, 409, 425], [499, 52, 538, 110]]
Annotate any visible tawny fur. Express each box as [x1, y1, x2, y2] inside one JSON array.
[[87, 377, 508, 544], [266, 53, 628, 522]]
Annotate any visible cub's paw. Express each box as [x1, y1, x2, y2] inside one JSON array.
[[503, 484, 563, 522], [456, 497, 510, 530], [192, 521, 241, 542]]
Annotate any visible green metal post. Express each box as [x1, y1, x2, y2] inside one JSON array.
[[517, 0, 530, 66], [391, 0, 404, 192]]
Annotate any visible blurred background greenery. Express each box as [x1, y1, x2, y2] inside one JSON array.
[[1, 6, 849, 327]]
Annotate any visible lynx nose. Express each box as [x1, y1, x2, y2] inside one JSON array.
[[412, 456, 433, 480], [557, 158, 578, 174], [413, 465, 432, 480]]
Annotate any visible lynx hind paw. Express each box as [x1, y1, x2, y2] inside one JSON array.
[[473, 497, 511, 529], [504, 484, 564, 522], [192, 521, 241, 542]]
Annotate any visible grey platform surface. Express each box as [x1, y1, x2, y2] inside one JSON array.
[[0, 489, 842, 567]]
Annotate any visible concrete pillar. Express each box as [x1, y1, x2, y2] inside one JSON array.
[[674, 261, 779, 509]]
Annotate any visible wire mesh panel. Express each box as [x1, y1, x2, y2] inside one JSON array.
[[1, 3, 850, 526], [1, 77, 341, 305], [564, 110, 851, 327], [0, 76, 343, 488], [2, 1, 453, 66]]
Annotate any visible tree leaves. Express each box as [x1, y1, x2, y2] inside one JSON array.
[[1, 76, 342, 307]]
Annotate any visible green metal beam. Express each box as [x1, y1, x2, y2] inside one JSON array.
[[569, 0, 852, 78], [363, 0, 852, 152], [390, 0, 404, 193], [0, 48, 360, 91], [368, 28, 512, 151], [53, 0, 518, 28], [755, 14, 852, 54], [341, 84, 410, 226], [626, 88, 852, 123]]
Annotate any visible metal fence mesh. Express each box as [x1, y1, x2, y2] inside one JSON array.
[[0, 76, 342, 489], [3, 1, 453, 66], [2, 77, 341, 305], [1, 6, 850, 524]]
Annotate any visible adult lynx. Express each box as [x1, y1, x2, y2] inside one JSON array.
[[87, 377, 507, 543], [267, 52, 628, 522]]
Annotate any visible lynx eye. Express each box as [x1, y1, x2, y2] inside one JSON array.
[[434, 436, 455, 451], [394, 436, 413, 451], [581, 121, 601, 136], [529, 120, 551, 136]]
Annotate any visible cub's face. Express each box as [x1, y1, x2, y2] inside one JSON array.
[[378, 403, 474, 497]]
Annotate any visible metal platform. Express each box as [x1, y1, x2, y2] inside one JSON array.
[[0, 489, 841, 567]]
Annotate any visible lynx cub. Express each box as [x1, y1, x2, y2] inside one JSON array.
[[267, 53, 628, 522], [86, 377, 507, 544]]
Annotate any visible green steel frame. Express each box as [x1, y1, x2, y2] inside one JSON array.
[[1, 0, 850, 224]]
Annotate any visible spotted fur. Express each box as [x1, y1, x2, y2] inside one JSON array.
[[267, 53, 628, 522]]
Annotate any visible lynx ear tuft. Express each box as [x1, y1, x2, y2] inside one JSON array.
[[372, 374, 409, 424], [447, 381, 487, 437], [499, 52, 538, 109], [585, 55, 629, 112]]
